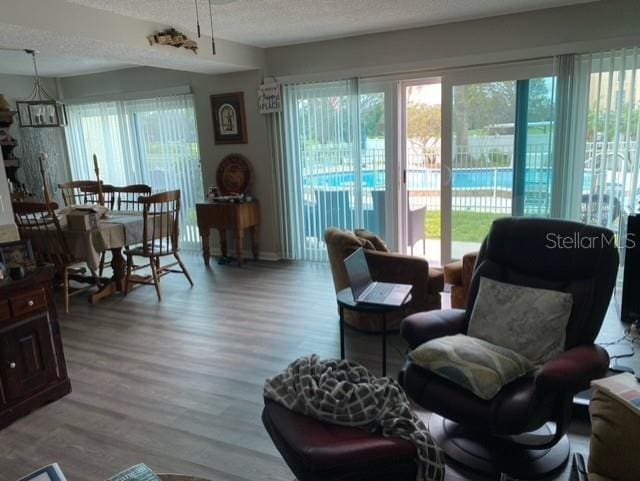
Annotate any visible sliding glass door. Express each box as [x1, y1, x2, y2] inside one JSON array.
[[441, 62, 557, 262], [278, 62, 558, 263], [450, 80, 517, 260], [401, 78, 442, 264], [283, 79, 396, 260], [65, 94, 203, 247]]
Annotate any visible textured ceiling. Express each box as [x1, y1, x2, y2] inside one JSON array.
[[0, 21, 253, 77], [0, 49, 131, 78], [68, 0, 596, 48], [0, 0, 597, 77]]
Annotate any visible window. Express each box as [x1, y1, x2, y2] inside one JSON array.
[[65, 94, 203, 247]]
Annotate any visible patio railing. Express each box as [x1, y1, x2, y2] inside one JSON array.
[[299, 139, 638, 249]]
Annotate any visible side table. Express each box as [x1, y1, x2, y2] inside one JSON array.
[[196, 201, 260, 267], [336, 287, 412, 377]]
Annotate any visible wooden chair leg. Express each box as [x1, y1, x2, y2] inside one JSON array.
[[124, 253, 133, 296], [64, 266, 70, 314], [149, 257, 162, 302], [98, 251, 106, 276], [174, 252, 194, 287]]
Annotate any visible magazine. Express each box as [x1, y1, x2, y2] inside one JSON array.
[[105, 464, 161, 481], [16, 463, 161, 481], [592, 372, 640, 412], [17, 464, 67, 481]]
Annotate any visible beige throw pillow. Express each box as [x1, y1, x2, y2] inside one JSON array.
[[467, 277, 573, 365], [410, 334, 533, 400]]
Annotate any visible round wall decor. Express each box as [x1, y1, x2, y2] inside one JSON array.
[[216, 153, 253, 195]]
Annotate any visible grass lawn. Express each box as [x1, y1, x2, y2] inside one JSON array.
[[425, 210, 506, 243]]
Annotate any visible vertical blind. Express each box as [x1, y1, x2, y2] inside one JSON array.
[[280, 79, 362, 261], [65, 94, 203, 247], [578, 47, 640, 228]]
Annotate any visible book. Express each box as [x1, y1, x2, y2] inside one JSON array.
[[17, 464, 68, 481], [105, 464, 161, 481], [592, 372, 640, 413]]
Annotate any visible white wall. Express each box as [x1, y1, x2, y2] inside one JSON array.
[[58, 67, 278, 258], [266, 0, 640, 79]]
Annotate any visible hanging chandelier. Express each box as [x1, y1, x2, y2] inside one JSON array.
[[16, 49, 67, 128]]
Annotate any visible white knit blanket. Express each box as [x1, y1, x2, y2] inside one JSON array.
[[263, 355, 445, 481]]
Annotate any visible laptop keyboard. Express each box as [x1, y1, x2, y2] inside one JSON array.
[[363, 283, 394, 301]]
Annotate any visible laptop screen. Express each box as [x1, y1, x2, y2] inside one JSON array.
[[344, 248, 373, 299]]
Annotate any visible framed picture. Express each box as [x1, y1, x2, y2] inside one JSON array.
[[210, 92, 248, 144], [0, 240, 35, 270]]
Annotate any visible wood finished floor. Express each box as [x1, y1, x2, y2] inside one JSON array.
[[0, 254, 636, 481]]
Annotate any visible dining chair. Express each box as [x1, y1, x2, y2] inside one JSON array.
[[81, 184, 116, 209], [124, 190, 193, 301], [12, 201, 97, 313], [114, 184, 152, 211], [58, 180, 103, 206], [77, 183, 116, 275], [95, 184, 152, 276], [10, 191, 37, 203]]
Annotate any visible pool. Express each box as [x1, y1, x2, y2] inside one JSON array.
[[304, 168, 553, 191]]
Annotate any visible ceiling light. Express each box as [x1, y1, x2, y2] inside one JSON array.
[[16, 50, 67, 128]]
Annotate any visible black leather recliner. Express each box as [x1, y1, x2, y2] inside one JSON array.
[[400, 217, 618, 479]]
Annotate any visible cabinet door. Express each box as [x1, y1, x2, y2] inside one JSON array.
[[0, 314, 58, 403]]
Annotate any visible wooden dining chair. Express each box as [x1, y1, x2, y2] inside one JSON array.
[[81, 184, 116, 210], [76, 183, 116, 275], [114, 184, 152, 211], [58, 180, 103, 206], [10, 191, 37, 203], [124, 190, 193, 301], [12, 201, 97, 313], [94, 184, 152, 276]]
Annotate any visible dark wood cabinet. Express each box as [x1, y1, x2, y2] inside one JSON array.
[[0, 267, 71, 428]]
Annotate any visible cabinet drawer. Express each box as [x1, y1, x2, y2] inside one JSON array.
[[0, 301, 10, 323], [9, 289, 47, 317]]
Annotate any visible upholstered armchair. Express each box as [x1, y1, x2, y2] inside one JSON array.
[[443, 251, 478, 309], [400, 218, 617, 479], [324, 228, 444, 332]]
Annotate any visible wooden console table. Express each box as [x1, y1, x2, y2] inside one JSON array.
[[196, 201, 260, 267]]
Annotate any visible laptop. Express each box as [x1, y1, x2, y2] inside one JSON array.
[[344, 247, 412, 306]]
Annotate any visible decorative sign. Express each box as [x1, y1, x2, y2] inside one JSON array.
[[258, 82, 282, 114], [216, 154, 254, 195]]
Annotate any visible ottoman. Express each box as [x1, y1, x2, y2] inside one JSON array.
[[262, 399, 418, 481]]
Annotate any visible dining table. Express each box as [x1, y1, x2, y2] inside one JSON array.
[[60, 211, 146, 303]]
